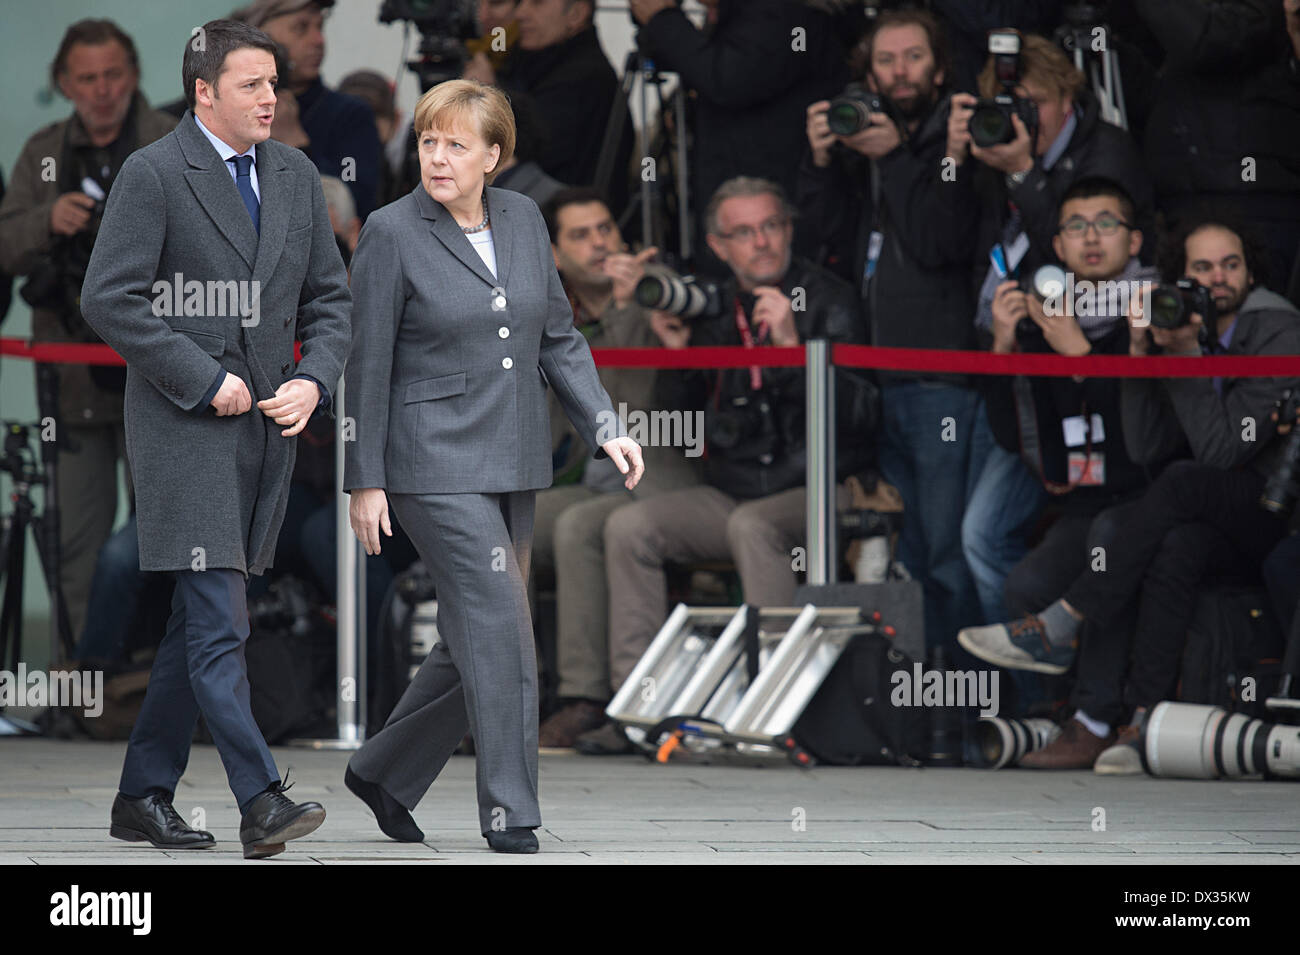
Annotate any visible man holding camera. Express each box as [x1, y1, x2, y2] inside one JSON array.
[[0, 20, 177, 646], [960, 214, 1300, 771], [533, 187, 700, 751], [594, 176, 869, 754], [797, 8, 985, 652]]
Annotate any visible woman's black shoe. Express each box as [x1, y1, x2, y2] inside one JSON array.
[[345, 766, 425, 842], [110, 792, 215, 849], [485, 827, 539, 853]]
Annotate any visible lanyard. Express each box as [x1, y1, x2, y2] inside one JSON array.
[[733, 297, 764, 390]]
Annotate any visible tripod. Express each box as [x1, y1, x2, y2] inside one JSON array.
[[1057, 2, 1128, 130]]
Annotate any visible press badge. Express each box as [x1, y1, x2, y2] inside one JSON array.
[[1062, 413, 1105, 447], [864, 230, 884, 282], [1067, 452, 1105, 486]]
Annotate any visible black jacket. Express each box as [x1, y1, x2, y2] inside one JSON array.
[[984, 322, 1160, 515], [1121, 288, 1300, 481], [636, 0, 847, 216], [501, 26, 633, 211], [796, 96, 980, 383], [659, 257, 870, 500]]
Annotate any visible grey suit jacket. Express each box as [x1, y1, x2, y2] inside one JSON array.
[[343, 184, 619, 494], [81, 111, 352, 575]]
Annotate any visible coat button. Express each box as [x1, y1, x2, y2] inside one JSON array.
[[498, 326, 509, 339], [281, 362, 291, 374], [502, 357, 513, 370]]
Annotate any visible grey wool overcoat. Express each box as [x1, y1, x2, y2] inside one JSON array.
[[81, 111, 352, 575]]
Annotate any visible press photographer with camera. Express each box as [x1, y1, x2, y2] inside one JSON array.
[[797, 7, 987, 653], [0, 19, 176, 646], [960, 213, 1300, 771], [596, 176, 870, 753]]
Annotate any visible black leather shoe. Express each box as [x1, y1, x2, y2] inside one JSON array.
[[345, 766, 424, 842], [238, 774, 326, 859], [485, 827, 539, 854], [110, 792, 215, 849]]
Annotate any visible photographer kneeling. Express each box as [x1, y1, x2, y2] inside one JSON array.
[[960, 213, 1300, 771], [596, 177, 871, 753]]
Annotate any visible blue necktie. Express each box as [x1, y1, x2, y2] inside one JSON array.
[[230, 155, 260, 235]]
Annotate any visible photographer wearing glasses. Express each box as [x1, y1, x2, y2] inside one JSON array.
[[960, 213, 1300, 771], [0, 20, 177, 646]]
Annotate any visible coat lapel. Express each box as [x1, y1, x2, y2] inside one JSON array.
[[251, 140, 290, 286], [416, 184, 506, 288], [177, 112, 258, 271], [486, 186, 513, 287]]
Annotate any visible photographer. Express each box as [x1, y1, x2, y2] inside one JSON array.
[[594, 177, 869, 753], [960, 214, 1300, 770], [631, 0, 848, 254], [798, 7, 986, 651], [0, 20, 176, 644]]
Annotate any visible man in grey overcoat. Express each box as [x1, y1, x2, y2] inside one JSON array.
[[80, 19, 351, 859]]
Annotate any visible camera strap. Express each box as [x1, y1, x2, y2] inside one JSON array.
[[732, 298, 763, 391], [1013, 376, 1094, 495]]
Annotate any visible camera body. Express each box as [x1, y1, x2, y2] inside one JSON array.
[[826, 83, 888, 136], [1013, 263, 1067, 341], [634, 268, 726, 321], [969, 30, 1039, 148], [1149, 277, 1217, 330], [1261, 388, 1300, 515]]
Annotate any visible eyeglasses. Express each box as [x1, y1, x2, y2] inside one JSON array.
[[717, 218, 789, 243], [1058, 213, 1130, 238]]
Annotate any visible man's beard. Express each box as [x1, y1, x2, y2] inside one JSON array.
[[1212, 282, 1251, 318], [886, 74, 937, 121]]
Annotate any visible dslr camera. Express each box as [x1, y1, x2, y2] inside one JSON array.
[[1261, 388, 1300, 516], [1148, 277, 1216, 330], [634, 267, 725, 321], [825, 84, 890, 136], [1013, 263, 1067, 340], [969, 30, 1038, 148]]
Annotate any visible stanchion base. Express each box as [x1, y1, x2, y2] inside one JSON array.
[[283, 737, 365, 750]]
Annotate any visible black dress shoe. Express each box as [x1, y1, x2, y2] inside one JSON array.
[[238, 775, 326, 859], [485, 827, 539, 854], [110, 792, 215, 850], [345, 766, 424, 842]]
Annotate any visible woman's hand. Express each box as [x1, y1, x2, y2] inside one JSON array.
[[350, 487, 392, 555], [601, 437, 645, 491]]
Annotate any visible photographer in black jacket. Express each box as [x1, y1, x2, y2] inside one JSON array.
[[961, 213, 1300, 771], [797, 7, 986, 652]]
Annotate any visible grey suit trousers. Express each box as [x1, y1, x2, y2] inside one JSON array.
[[348, 490, 541, 834]]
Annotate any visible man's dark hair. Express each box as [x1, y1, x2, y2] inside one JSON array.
[[51, 19, 140, 91], [1157, 209, 1269, 288], [1059, 177, 1137, 230], [852, 6, 950, 90], [542, 186, 610, 244], [182, 19, 279, 111]]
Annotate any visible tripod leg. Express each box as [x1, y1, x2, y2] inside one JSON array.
[[0, 508, 29, 675], [29, 513, 76, 662]]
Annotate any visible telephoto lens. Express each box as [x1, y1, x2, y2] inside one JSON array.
[[1259, 389, 1300, 515], [1140, 701, 1300, 780], [972, 717, 1062, 769], [633, 269, 723, 320], [826, 84, 885, 136]]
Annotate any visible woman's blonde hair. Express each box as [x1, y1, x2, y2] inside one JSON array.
[[412, 79, 516, 184]]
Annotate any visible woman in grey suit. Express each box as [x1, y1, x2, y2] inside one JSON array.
[[342, 80, 643, 853]]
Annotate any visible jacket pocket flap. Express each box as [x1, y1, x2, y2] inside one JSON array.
[[405, 372, 466, 403], [175, 326, 225, 357]]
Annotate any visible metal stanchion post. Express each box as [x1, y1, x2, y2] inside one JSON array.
[[805, 339, 837, 585]]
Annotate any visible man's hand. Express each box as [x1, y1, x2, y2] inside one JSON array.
[[751, 286, 799, 346], [50, 193, 97, 236], [1149, 312, 1205, 356], [990, 279, 1026, 354], [1127, 294, 1152, 356], [601, 436, 645, 490], [806, 100, 837, 168], [970, 112, 1034, 176], [349, 487, 392, 556], [211, 372, 253, 416], [836, 113, 902, 160], [630, 0, 675, 25], [256, 377, 319, 436], [1287, 0, 1300, 58], [1026, 290, 1090, 356], [946, 93, 977, 165], [462, 50, 496, 85], [605, 246, 658, 306], [270, 90, 308, 149], [649, 309, 690, 349]]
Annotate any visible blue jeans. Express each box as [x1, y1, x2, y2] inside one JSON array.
[[878, 381, 991, 654], [76, 514, 150, 663], [961, 441, 1048, 625]]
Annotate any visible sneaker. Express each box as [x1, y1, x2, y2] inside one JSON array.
[[574, 720, 632, 756], [1094, 723, 1144, 775], [538, 700, 607, 749], [957, 615, 1076, 675], [1019, 717, 1116, 770]]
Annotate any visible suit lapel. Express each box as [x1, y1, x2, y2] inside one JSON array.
[[416, 184, 504, 289], [486, 187, 512, 287], [251, 141, 290, 286], [177, 112, 258, 271]]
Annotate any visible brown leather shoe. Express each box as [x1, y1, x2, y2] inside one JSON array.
[[538, 700, 607, 749], [1019, 717, 1116, 770]]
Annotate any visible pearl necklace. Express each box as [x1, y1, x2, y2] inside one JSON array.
[[461, 195, 490, 234]]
